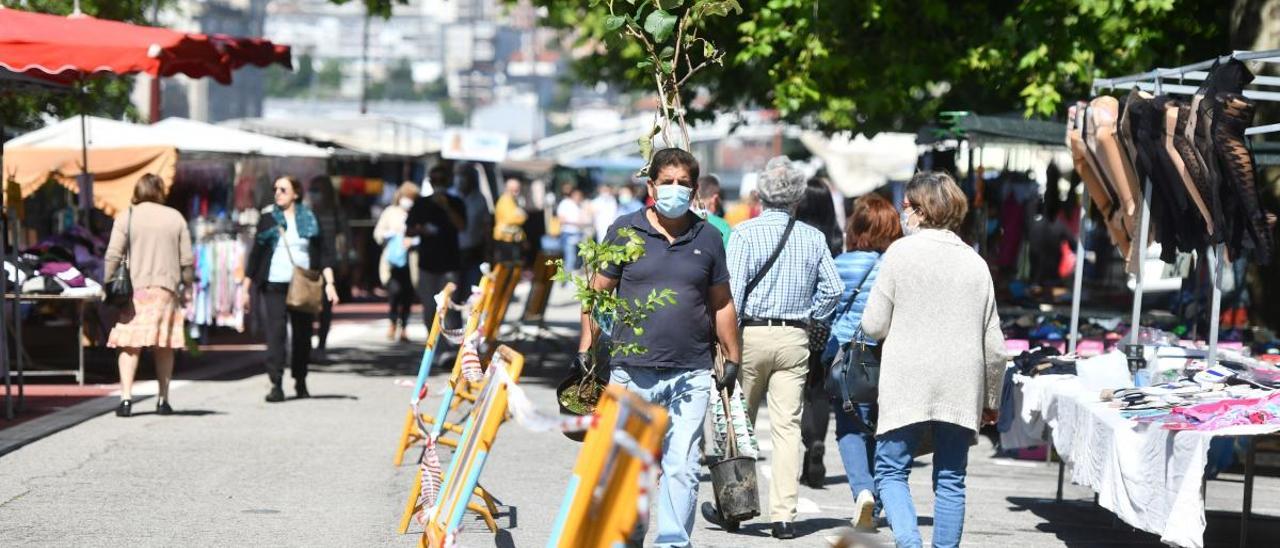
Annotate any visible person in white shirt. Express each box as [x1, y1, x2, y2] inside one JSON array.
[[556, 187, 590, 274], [591, 185, 619, 242]]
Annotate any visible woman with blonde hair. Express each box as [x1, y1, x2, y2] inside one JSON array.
[[374, 182, 420, 342], [104, 174, 193, 417], [861, 171, 1006, 548]]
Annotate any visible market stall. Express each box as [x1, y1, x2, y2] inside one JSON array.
[[2, 116, 328, 397], [999, 49, 1280, 548]]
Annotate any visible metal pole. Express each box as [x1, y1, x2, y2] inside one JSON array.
[[359, 7, 370, 115], [1240, 436, 1255, 548], [1067, 188, 1089, 355], [1129, 180, 1153, 345], [1206, 244, 1225, 368], [1, 124, 10, 421]]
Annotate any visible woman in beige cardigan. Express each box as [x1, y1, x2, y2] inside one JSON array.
[[103, 174, 194, 417], [860, 171, 1006, 548]]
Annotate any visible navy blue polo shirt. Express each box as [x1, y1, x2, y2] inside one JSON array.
[[600, 208, 730, 370]]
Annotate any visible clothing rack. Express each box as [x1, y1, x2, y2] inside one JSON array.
[[1065, 49, 1280, 373]]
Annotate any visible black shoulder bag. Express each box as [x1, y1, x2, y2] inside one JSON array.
[[105, 207, 134, 307], [824, 262, 880, 414], [738, 216, 797, 328]]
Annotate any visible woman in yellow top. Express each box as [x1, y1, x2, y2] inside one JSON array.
[[493, 178, 528, 264]]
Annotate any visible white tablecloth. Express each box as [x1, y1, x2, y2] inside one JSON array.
[[1006, 373, 1280, 548]]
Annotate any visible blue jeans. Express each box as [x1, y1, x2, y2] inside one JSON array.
[[834, 402, 878, 501], [874, 421, 972, 548], [609, 366, 712, 548], [561, 232, 583, 274]]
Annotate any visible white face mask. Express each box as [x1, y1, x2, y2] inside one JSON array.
[[901, 207, 921, 236], [399, 197, 414, 210]]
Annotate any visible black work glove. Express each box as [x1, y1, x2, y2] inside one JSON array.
[[717, 361, 739, 397], [573, 352, 592, 376]]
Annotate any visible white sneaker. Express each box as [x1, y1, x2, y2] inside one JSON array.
[[853, 489, 876, 530]]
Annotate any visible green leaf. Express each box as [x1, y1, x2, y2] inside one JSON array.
[[660, 60, 674, 74], [660, 46, 676, 59], [658, 0, 684, 9], [703, 40, 716, 59], [605, 15, 627, 31], [644, 9, 678, 43]]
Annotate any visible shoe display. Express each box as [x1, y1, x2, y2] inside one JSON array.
[[156, 401, 174, 416], [853, 489, 876, 531], [771, 521, 795, 539], [115, 399, 132, 417], [265, 386, 285, 403]]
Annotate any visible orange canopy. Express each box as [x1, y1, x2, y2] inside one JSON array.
[[3, 146, 177, 217]]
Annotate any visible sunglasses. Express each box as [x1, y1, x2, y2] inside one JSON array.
[[274, 187, 291, 195]]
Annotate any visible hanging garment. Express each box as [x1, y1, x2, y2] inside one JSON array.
[[1118, 90, 1156, 271], [1174, 103, 1222, 245], [1068, 103, 1131, 257], [1088, 96, 1144, 270], [1087, 96, 1140, 219], [1213, 92, 1273, 264], [1162, 101, 1215, 240], [1126, 93, 1188, 262]]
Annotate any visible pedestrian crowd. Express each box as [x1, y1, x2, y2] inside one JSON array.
[[577, 149, 1008, 548], [102, 148, 1004, 547]]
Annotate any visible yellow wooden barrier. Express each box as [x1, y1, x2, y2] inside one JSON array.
[[546, 385, 669, 548], [393, 282, 456, 466], [420, 346, 526, 547]]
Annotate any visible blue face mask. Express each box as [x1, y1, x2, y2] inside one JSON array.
[[654, 185, 693, 219]]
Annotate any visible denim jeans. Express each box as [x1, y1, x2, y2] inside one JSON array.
[[833, 402, 878, 501], [874, 421, 972, 548], [609, 366, 712, 548], [562, 232, 583, 274]]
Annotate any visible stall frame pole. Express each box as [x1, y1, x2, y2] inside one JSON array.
[[1066, 186, 1089, 354]]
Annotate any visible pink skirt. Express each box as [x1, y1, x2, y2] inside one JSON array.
[[108, 287, 185, 350]]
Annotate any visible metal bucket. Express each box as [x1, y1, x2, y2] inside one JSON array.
[[708, 456, 759, 522]]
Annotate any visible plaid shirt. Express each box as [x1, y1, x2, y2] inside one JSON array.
[[727, 210, 843, 322]]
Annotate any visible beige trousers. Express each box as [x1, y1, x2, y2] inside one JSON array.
[[739, 325, 810, 522]]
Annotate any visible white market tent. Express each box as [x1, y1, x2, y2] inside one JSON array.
[[5, 116, 329, 215], [799, 131, 918, 198], [7, 116, 330, 157]]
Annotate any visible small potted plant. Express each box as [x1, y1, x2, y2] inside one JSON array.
[[552, 228, 675, 440]]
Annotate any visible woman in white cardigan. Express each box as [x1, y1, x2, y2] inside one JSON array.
[[860, 171, 1006, 548], [373, 182, 420, 342]]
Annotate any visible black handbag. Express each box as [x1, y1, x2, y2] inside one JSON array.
[[105, 206, 134, 307], [824, 264, 880, 412]]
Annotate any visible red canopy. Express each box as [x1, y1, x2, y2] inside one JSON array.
[[0, 7, 290, 84]]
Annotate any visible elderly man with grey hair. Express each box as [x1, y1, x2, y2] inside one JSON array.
[[704, 156, 842, 538]]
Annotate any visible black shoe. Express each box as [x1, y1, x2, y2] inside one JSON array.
[[802, 443, 826, 488], [700, 502, 739, 533], [115, 399, 132, 417], [771, 521, 795, 540], [295, 381, 310, 399], [265, 386, 285, 403], [156, 401, 173, 415]]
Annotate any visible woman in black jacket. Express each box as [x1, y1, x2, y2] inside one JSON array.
[[242, 176, 339, 402]]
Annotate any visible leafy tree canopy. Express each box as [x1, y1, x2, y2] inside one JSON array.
[[522, 0, 1228, 133]]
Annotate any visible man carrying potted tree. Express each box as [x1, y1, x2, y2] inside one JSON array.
[[575, 148, 742, 547]]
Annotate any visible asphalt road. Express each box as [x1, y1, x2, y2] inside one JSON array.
[[1, 285, 1277, 547]]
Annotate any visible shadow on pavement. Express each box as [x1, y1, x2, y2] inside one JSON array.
[[1006, 496, 1164, 546]]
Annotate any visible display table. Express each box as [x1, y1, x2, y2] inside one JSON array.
[[3, 292, 102, 419], [1005, 372, 1276, 548]]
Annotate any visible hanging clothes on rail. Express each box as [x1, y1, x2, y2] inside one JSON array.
[[1087, 96, 1144, 272], [1067, 103, 1131, 259], [1213, 91, 1272, 264]]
